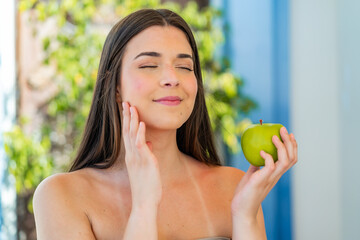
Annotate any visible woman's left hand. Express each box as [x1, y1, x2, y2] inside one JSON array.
[[231, 127, 298, 223]]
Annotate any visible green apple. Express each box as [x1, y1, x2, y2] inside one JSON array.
[[240, 120, 283, 167]]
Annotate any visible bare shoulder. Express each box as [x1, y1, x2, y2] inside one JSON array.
[[186, 155, 246, 188], [34, 170, 90, 208], [33, 170, 96, 239], [35, 169, 90, 195], [188, 164, 243, 201], [35, 172, 74, 193], [206, 165, 245, 182]]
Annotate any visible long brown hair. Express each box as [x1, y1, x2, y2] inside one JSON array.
[[70, 8, 221, 171]]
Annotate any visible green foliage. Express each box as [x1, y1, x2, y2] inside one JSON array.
[[4, 125, 53, 193], [5, 0, 256, 195]]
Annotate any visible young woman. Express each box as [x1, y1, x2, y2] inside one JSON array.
[[33, 9, 297, 240]]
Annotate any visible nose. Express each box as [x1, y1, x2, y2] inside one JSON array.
[[160, 66, 180, 87]]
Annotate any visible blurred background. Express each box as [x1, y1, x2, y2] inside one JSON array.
[[1, 0, 359, 240]]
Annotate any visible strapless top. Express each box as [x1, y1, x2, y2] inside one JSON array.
[[196, 237, 231, 240]]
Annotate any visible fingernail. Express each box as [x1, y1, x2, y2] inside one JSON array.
[[282, 127, 288, 134], [130, 106, 133, 115], [122, 102, 125, 109]]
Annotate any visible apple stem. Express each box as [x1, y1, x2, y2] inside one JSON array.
[[260, 119, 263, 125]]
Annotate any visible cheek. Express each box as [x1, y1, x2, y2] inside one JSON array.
[[133, 79, 145, 91], [184, 78, 198, 111], [121, 74, 149, 102], [188, 78, 198, 100]]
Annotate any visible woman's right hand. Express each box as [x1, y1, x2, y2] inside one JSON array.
[[122, 102, 162, 210]]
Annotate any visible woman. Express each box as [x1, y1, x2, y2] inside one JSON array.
[[33, 8, 297, 240]]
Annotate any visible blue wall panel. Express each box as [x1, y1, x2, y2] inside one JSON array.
[[220, 0, 292, 239]]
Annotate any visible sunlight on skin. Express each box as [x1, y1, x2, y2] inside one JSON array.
[[183, 159, 215, 236]]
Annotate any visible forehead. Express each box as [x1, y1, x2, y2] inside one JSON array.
[[123, 25, 193, 58]]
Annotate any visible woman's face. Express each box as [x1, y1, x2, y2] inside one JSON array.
[[120, 25, 198, 130]]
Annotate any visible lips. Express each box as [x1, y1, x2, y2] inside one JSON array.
[[153, 96, 182, 106]]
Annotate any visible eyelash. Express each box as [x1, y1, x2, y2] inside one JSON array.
[[139, 66, 193, 71], [139, 65, 157, 69], [178, 66, 193, 72]]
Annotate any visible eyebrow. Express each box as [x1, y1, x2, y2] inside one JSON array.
[[134, 51, 193, 61], [177, 53, 193, 60]]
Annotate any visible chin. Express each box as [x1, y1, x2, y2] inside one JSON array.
[[141, 114, 189, 131], [146, 120, 186, 131]]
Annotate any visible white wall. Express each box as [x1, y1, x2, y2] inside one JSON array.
[[0, 0, 17, 239], [338, 0, 360, 239], [291, 0, 360, 239]]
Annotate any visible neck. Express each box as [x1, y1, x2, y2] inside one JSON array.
[[146, 128, 187, 182], [115, 128, 189, 184]]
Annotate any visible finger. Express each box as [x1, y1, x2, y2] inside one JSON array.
[[280, 127, 294, 161], [243, 164, 260, 182], [234, 164, 259, 193], [260, 150, 281, 194], [290, 133, 298, 166], [129, 106, 139, 141], [135, 121, 146, 150], [136, 122, 158, 164], [273, 134, 290, 173], [122, 102, 131, 148], [243, 150, 275, 192], [134, 121, 147, 164], [248, 150, 275, 186], [260, 150, 276, 175], [249, 164, 260, 173]]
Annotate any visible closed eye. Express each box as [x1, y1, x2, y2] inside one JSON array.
[[139, 65, 158, 69], [177, 66, 193, 71]]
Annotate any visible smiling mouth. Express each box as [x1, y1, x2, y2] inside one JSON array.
[[153, 96, 182, 106]]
